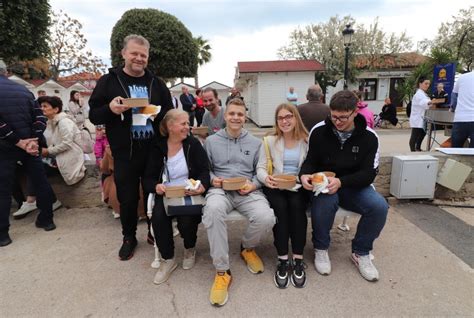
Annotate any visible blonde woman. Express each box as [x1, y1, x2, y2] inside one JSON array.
[[144, 109, 210, 285], [257, 103, 309, 288]]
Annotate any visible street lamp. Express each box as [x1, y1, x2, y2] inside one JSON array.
[[342, 23, 354, 90]]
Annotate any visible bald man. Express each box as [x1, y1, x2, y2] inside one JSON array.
[[297, 84, 330, 131]]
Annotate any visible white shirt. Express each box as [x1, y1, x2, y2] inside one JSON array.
[[165, 148, 188, 186], [410, 89, 431, 128], [452, 71, 474, 122]]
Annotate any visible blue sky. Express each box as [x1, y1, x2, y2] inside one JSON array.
[[50, 0, 469, 86]]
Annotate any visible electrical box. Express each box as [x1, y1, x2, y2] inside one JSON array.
[[437, 159, 472, 191], [390, 155, 439, 199]]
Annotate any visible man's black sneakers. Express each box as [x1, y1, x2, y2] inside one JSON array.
[[0, 233, 12, 247], [35, 221, 56, 231], [119, 238, 138, 260]]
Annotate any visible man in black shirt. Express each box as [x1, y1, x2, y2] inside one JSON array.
[[89, 35, 173, 260]]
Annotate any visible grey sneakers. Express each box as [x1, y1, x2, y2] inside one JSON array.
[[153, 258, 178, 285], [182, 248, 196, 270], [351, 253, 379, 282], [314, 249, 331, 275]]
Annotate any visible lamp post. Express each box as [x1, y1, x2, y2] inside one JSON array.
[[342, 24, 354, 90]]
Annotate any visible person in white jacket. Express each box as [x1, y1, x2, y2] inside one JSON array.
[[409, 77, 433, 151], [40, 96, 86, 185], [256, 103, 309, 289]]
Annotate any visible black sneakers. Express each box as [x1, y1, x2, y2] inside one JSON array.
[[274, 259, 290, 289], [0, 233, 12, 247], [35, 220, 56, 231], [291, 258, 307, 288], [119, 238, 137, 260]]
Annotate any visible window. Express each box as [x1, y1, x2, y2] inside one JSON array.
[[359, 79, 377, 101]]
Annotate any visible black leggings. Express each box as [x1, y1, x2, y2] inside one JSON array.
[[409, 128, 426, 151], [151, 195, 201, 260], [263, 187, 308, 256]]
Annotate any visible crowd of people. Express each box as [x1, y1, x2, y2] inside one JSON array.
[[1, 33, 471, 309]]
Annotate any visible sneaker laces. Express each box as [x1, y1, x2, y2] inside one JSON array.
[[214, 273, 229, 290], [293, 259, 307, 277], [357, 254, 376, 272], [316, 250, 330, 264], [243, 249, 259, 262], [277, 260, 289, 277]]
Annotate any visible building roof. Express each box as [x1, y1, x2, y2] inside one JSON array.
[[238, 59, 325, 73], [59, 72, 102, 81], [200, 81, 232, 89], [354, 52, 429, 70]]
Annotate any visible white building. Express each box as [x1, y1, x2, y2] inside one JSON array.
[[169, 82, 196, 109], [326, 52, 428, 114], [234, 60, 325, 127]]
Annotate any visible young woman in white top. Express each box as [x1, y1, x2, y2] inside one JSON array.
[[409, 77, 433, 151], [257, 103, 309, 289]]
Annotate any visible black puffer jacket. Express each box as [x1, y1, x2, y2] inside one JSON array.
[[0, 75, 46, 151], [88, 67, 173, 159], [300, 114, 379, 188], [143, 135, 211, 194]]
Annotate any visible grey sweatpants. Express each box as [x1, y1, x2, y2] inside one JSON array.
[[202, 188, 276, 271]]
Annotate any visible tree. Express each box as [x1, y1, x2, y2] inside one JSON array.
[[418, 7, 473, 72], [194, 36, 212, 88], [48, 10, 106, 79], [278, 16, 412, 94], [0, 0, 50, 63], [110, 9, 198, 80]]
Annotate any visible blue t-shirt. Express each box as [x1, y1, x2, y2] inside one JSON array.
[[283, 144, 300, 175]]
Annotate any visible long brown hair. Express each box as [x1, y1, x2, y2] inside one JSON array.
[[273, 103, 308, 141]]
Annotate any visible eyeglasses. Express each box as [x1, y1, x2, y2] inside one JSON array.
[[330, 110, 355, 123], [277, 114, 294, 122]]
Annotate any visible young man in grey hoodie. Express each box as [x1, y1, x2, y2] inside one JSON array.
[[203, 98, 275, 307]]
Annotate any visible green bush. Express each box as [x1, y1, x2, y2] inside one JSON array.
[[110, 9, 198, 79]]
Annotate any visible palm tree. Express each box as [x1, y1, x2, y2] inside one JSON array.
[[194, 36, 212, 88]]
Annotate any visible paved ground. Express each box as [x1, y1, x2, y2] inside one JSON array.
[[2, 202, 473, 317]]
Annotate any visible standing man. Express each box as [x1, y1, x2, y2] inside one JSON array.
[[297, 84, 330, 131], [0, 61, 56, 246], [89, 34, 173, 260], [201, 87, 226, 135], [286, 86, 298, 106], [203, 98, 275, 306], [300, 90, 388, 282], [180, 86, 196, 126], [225, 87, 243, 106], [450, 71, 474, 148]]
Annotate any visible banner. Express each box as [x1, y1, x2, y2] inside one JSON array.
[[432, 63, 456, 104]]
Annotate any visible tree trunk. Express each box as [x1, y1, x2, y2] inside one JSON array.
[[194, 73, 199, 89]]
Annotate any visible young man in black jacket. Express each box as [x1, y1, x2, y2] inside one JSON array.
[[89, 35, 173, 260], [300, 90, 388, 282]]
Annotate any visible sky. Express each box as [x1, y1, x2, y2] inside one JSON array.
[[50, 0, 470, 87]]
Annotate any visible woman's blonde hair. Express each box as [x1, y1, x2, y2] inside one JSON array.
[[159, 109, 189, 136], [273, 103, 308, 141]]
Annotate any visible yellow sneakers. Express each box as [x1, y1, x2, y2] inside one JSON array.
[[210, 271, 232, 307], [240, 248, 264, 274]]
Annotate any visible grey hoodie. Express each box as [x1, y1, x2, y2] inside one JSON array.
[[204, 128, 262, 188]]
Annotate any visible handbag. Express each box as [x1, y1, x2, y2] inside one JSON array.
[[263, 136, 273, 175], [80, 128, 94, 154], [163, 195, 206, 216]]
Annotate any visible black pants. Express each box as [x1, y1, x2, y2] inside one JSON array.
[[195, 108, 205, 127], [186, 111, 195, 127], [113, 141, 150, 239], [0, 150, 55, 235], [151, 195, 201, 260], [409, 128, 426, 151], [263, 187, 308, 256]]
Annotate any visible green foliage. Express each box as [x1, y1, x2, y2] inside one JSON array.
[[278, 16, 413, 93], [418, 6, 473, 72], [194, 35, 212, 87], [48, 10, 106, 79], [0, 0, 50, 63], [110, 9, 198, 79]]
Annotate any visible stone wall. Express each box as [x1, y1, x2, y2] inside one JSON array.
[[374, 152, 473, 201]]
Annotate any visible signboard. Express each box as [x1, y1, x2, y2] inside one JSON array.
[[432, 63, 456, 104]]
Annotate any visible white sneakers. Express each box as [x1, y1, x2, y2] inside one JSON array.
[[314, 249, 379, 282], [314, 249, 332, 275], [13, 200, 62, 218], [182, 248, 196, 270], [351, 253, 379, 282], [153, 258, 178, 285], [13, 201, 37, 218]]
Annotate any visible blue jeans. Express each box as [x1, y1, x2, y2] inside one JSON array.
[[0, 149, 55, 235], [452, 122, 474, 148], [310, 186, 388, 255]]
